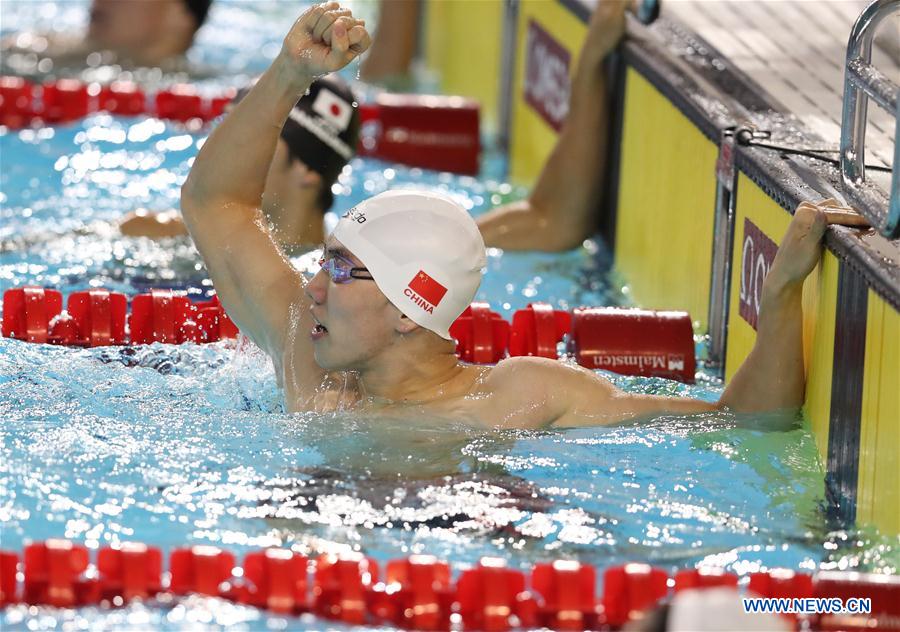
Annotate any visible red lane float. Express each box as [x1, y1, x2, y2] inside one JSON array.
[[43, 288, 126, 348], [207, 94, 233, 120], [154, 84, 206, 122], [97, 543, 163, 602], [531, 560, 599, 630], [456, 558, 536, 631], [0, 551, 17, 607], [1, 287, 238, 347], [128, 290, 238, 344], [240, 549, 309, 614], [601, 563, 668, 628], [0, 76, 35, 128], [359, 93, 480, 176], [748, 567, 814, 600], [381, 556, 454, 629], [571, 307, 696, 383], [3, 540, 900, 631], [130, 290, 195, 345], [1, 286, 63, 343], [67, 289, 128, 347], [197, 294, 239, 340], [313, 554, 377, 624], [169, 545, 236, 598], [1, 76, 481, 175], [674, 567, 739, 592], [97, 82, 146, 116], [23, 540, 99, 607], [41, 79, 92, 123], [449, 303, 510, 364], [0, 76, 232, 127], [509, 303, 571, 359]]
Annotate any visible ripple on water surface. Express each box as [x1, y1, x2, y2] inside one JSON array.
[[3, 336, 897, 582]]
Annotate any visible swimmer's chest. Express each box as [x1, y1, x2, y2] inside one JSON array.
[[285, 383, 495, 428], [282, 366, 551, 429]]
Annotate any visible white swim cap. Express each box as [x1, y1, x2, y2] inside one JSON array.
[[333, 190, 486, 340]]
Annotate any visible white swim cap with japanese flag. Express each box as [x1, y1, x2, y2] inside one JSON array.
[[333, 190, 486, 340]]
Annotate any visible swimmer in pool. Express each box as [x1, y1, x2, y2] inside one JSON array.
[[181, 3, 834, 427], [361, 0, 631, 251], [477, 0, 627, 251], [128, 0, 627, 253], [2, 0, 213, 76], [120, 74, 360, 250]]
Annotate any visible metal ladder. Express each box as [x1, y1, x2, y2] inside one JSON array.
[[840, 0, 900, 238]]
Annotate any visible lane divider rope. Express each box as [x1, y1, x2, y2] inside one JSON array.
[[0, 76, 482, 175], [3, 287, 696, 382], [2, 540, 897, 630]]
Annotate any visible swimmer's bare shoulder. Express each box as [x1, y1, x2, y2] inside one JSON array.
[[482, 356, 716, 429]]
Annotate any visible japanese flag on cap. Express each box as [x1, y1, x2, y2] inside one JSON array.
[[275, 75, 360, 210], [333, 190, 486, 340], [313, 88, 353, 131]]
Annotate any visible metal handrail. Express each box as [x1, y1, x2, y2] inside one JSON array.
[[840, 0, 900, 238]]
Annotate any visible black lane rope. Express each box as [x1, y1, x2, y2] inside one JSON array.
[[734, 128, 893, 173]]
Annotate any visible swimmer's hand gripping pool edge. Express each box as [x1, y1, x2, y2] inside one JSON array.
[[716, 202, 835, 414], [523, 201, 839, 428]]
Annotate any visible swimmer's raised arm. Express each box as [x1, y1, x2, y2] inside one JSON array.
[[180, 3, 369, 364], [476, 0, 627, 251]]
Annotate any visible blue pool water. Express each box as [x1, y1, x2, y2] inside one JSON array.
[[1, 1, 897, 629]]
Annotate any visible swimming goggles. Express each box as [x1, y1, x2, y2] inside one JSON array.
[[318, 251, 375, 284]]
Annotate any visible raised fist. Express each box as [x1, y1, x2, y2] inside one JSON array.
[[281, 2, 371, 77]]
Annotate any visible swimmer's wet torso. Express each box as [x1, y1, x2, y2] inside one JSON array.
[[182, 3, 831, 430], [278, 348, 584, 429]]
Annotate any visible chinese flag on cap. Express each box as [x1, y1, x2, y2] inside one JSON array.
[[313, 89, 353, 131], [408, 270, 448, 307]]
